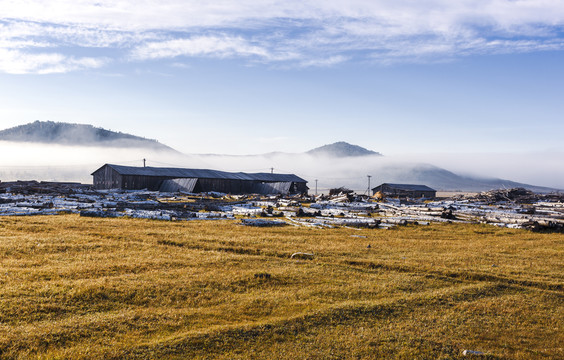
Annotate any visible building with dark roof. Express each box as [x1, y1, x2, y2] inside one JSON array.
[[372, 183, 436, 198], [92, 164, 308, 195]]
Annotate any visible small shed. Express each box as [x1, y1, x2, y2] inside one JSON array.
[[372, 183, 436, 199], [91, 164, 308, 195]]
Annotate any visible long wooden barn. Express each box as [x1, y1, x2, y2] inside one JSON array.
[[372, 183, 436, 199], [92, 164, 308, 195]]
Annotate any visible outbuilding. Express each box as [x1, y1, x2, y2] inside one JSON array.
[[91, 164, 308, 195], [372, 183, 436, 199]]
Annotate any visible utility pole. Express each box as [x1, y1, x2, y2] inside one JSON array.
[[315, 179, 318, 196], [367, 175, 372, 196], [143, 158, 146, 167]]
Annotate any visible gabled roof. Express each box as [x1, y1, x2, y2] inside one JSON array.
[[92, 164, 307, 183], [372, 183, 436, 192]]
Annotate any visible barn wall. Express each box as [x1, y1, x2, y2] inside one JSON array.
[[373, 185, 435, 198], [195, 179, 308, 195], [197, 178, 245, 194], [121, 175, 172, 191], [159, 178, 198, 193], [93, 166, 122, 190], [416, 191, 436, 198], [293, 182, 309, 194], [403, 190, 436, 198]]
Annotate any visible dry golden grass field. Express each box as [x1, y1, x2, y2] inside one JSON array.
[[0, 215, 562, 359]]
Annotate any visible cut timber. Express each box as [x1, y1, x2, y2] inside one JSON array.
[[290, 252, 314, 259], [240, 219, 287, 227]]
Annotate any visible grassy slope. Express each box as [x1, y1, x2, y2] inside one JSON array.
[[0, 215, 562, 359]]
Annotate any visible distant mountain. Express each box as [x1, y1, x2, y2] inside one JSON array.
[[307, 141, 381, 157], [0, 121, 177, 152], [373, 163, 558, 193]]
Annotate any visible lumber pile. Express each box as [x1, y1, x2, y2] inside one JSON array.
[[0, 181, 93, 195]]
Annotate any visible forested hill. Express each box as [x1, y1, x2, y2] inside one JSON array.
[[0, 121, 176, 151], [306, 141, 382, 157]]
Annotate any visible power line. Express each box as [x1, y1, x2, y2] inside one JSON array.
[[144, 159, 190, 168]]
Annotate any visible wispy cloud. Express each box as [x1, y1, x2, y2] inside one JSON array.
[[297, 55, 349, 68], [0, 48, 107, 74], [1, 1, 563, 74], [131, 35, 270, 60]]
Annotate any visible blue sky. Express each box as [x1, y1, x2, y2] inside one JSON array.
[[1, 0, 563, 156]]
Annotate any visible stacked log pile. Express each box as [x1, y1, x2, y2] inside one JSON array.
[[376, 190, 564, 231], [458, 187, 564, 204], [285, 216, 380, 229], [1, 183, 563, 232], [376, 203, 460, 225], [0, 181, 93, 195]]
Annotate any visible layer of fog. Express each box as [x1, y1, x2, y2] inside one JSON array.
[[0, 142, 204, 184], [390, 152, 564, 190], [1, 142, 562, 191]]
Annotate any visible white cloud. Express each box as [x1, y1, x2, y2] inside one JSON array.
[[0, 48, 107, 74], [0, 19, 159, 48], [2, 1, 564, 32], [131, 35, 270, 60], [298, 55, 349, 68], [0, 0, 563, 73]]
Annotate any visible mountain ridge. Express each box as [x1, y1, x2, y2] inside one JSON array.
[[377, 163, 558, 193], [196, 142, 381, 158], [306, 141, 381, 157], [0, 121, 177, 152]]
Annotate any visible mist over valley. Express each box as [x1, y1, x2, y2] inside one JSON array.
[[0, 121, 560, 193]]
